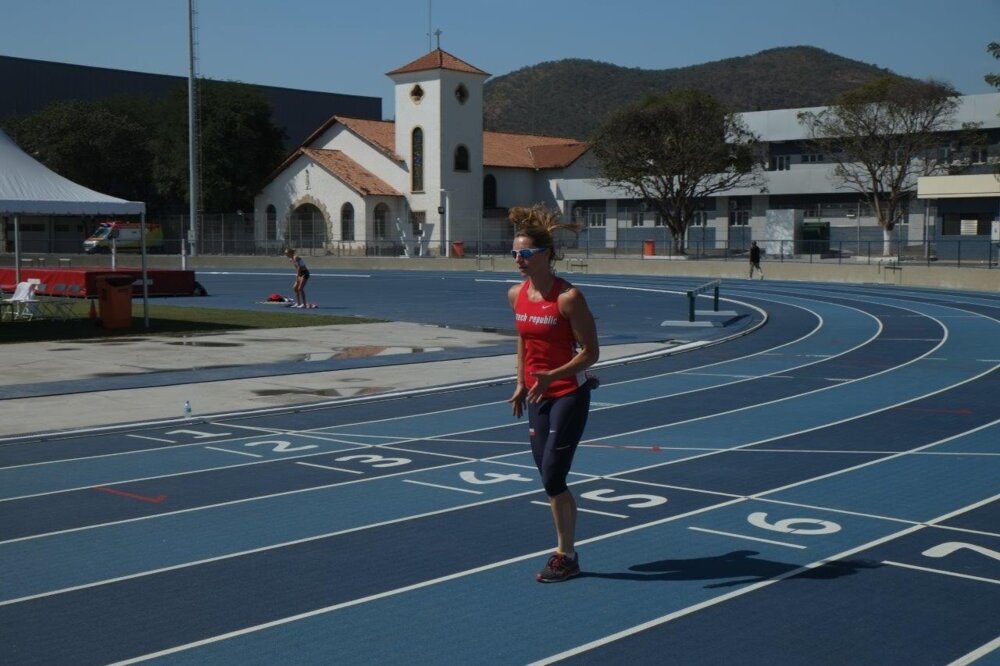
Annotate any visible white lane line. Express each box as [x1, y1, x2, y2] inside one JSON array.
[[296, 462, 362, 474], [531, 500, 628, 519], [878, 338, 940, 341], [199, 271, 371, 278], [748, 420, 1000, 501], [125, 434, 175, 443], [109, 495, 749, 665], [0, 428, 320, 471], [402, 479, 482, 494], [882, 560, 1000, 585], [0, 465, 538, 605], [0, 278, 760, 445], [0, 442, 373, 504], [0, 282, 770, 447], [679, 372, 794, 380], [209, 422, 285, 434], [949, 634, 1000, 666], [203, 447, 262, 458], [596, 354, 999, 484], [530, 522, 927, 665], [0, 458, 471, 546], [687, 526, 806, 549]]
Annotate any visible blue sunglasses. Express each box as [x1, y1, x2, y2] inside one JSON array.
[[511, 247, 547, 260]]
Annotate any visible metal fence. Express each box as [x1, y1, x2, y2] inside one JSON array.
[[5, 212, 998, 268], [559, 237, 1000, 269]]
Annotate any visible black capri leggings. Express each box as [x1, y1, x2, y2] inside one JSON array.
[[528, 383, 591, 496]]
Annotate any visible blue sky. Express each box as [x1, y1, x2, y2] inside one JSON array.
[[2, 0, 997, 117]]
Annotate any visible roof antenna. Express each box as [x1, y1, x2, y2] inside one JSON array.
[[427, 0, 432, 51]]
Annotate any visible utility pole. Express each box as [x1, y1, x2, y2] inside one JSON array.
[[187, 0, 200, 259]]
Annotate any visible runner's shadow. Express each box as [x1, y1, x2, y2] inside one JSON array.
[[580, 550, 880, 588]]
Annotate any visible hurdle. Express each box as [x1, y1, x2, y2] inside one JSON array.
[[687, 279, 721, 322]]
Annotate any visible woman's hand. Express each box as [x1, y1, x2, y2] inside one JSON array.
[[508, 385, 527, 417], [527, 371, 553, 403]]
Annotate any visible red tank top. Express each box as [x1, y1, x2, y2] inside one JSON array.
[[515, 278, 584, 398]]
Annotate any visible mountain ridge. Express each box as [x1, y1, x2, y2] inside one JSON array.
[[483, 46, 907, 139]]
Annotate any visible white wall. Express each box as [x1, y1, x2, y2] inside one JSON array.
[[255, 155, 367, 243], [392, 71, 442, 238]]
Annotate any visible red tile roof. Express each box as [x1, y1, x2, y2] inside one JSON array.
[[261, 117, 588, 190], [386, 49, 489, 77], [483, 131, 589, 169], [302, 148, 402, 197], [335, 117, 401, 162], [337, 119, 587, 170], [297, 115, 402, 163]]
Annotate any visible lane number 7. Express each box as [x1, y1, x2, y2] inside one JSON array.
[[923, 542, 1000, 562]]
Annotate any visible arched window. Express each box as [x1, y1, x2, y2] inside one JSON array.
[[454, 145, 470, 172], [265, 205, 277, 240], [483, 174, 497, 209], [411, 127, 424, 192], [373, 203, 389, 240], [289, 203, 326, 249], [341, 203, 355, 241]]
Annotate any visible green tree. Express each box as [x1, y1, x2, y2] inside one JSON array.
[[986, 42, 1000, 89], [589, 89, 763, 253], [2, 100, 153, 205], [798, 77, 963, 257], [152, 80, 286, 212]]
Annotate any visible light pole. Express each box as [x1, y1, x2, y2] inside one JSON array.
[[439, 188, 450, 257]]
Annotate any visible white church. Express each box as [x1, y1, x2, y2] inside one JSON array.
[[254, 49, 591, 257], [255, 48, 1000, 261]]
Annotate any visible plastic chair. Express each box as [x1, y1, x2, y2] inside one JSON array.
[[2, 281, 40, 320]]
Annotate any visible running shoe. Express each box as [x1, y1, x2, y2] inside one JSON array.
[[536, 552, 580, 583]]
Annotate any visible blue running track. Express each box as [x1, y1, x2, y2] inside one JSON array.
[[1, 270, 998, 665]]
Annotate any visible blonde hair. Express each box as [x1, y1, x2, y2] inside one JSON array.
[[509, 204, 579, 263]]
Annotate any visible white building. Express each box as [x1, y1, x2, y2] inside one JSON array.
[[255, 49, 587, 257], [256, 48, 1000, 260]]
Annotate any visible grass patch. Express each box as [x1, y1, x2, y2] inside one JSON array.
[[0, 301, 383, 344]]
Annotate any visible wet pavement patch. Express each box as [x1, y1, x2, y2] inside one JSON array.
[[252, 386, 386, 397], [164, 340, 244, 347]]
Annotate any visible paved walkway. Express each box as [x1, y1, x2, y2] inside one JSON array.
[[2, 322, 666, 438]]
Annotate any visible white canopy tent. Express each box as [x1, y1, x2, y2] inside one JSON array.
[[0, 128, 150, 324]]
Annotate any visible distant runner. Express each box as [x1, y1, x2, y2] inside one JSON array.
[[284, 248, 311, 308], [749, 241, 764, 280]]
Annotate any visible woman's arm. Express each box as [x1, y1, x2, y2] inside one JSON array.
[[507, 284, 527, 417]]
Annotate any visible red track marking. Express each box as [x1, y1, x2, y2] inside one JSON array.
[[94, 486, 167, 503]]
